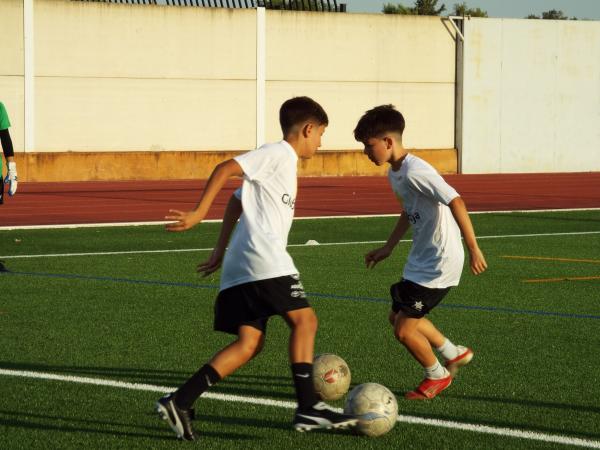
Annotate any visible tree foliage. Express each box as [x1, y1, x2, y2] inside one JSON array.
[[527, 9, 576, 20], [452, 2, 487, 17], [383, 0, 446, 16]]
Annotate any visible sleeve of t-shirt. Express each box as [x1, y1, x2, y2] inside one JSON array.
[[233, 145, 281, 183], [406, 166, 460, 205]]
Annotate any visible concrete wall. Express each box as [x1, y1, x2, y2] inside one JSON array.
[[461, 18, 600, 173], [35, 1, 258, 152], [0, 0, 25, 154], [3, 0, 456, 161], [264, 12, 456, 150]]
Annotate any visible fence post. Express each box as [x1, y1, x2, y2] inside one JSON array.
[[256, 6, 266, 148], [24, 0, 35, 153]]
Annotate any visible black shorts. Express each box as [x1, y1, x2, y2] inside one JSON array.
[[214, 275, 310, 335], [390, 278, 451, 319]]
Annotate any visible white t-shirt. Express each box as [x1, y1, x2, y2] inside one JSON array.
[[388, 154, 464, 288], [219, 140, 299, 291]]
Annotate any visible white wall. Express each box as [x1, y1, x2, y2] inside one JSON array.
[[461, 18, 600, 173], [0, 0, 25, 153], [3, 0, 457, 153]]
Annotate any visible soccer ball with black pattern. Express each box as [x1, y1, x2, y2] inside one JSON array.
[[343, 383, 398, 437], [312, 353, 351, 401]]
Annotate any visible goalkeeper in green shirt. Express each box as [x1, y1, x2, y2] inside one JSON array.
[[0, 102, 17, 203]]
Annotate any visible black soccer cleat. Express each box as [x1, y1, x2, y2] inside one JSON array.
[[156, 393, 198, 441], [293, 401, 358, 432]]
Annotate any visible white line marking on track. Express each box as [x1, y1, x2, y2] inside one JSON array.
[[0, 368, 598, 448], [1, 231, 600, 260]]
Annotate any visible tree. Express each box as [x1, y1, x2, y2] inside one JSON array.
[[383, 0, 446, 16], [452, 2, 487, 17], [527, 9, 576, 20], [383, 3, 416, 14], [542, 9, 568, 20]]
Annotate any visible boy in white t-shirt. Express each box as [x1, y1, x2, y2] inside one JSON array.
[[156, 97, 357, 440], [353, 105, 487, 400]]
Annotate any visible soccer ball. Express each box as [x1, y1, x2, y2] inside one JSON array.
[[312, 353, 351, 401], [344, 383, 398, 437]]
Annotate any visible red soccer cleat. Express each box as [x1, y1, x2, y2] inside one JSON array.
[[445, 347, 474, 377], [405, 375, 452, 400]]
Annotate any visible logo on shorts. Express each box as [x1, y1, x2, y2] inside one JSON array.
[[412, 301, 424, 311], [291, 289, 306, 298]]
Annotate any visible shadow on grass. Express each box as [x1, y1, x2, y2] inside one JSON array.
[[0, 360, 295, 399], [396, 395, 600, 441], [0, 409, 255, 441], [443, 392, 600, 417]]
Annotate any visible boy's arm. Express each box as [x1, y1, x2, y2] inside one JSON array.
[[165, 159, 243, 232], [365, 213, 410, 269], [448, 196, 488, 275], [197, 194, 242, 276]]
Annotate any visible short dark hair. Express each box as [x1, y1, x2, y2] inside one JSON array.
[[353, 104, 405, 142], [279, 96, 328, 136]]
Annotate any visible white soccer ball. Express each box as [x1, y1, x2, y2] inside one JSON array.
[[344, 383, 398, 437], [312, 353, 351, 401]]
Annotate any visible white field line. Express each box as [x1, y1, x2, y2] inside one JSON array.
[[1, 369, 598, 448], [1, 230, 600, 260], [1, 207, 599, 231]]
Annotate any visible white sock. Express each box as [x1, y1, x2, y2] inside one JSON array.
[[436, 338, 460, 361], [424, 360, 449, 379]]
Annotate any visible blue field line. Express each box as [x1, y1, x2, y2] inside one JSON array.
[[2, 270, 600, 321]]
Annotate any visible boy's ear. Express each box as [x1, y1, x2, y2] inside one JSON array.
[[383, 135, 393, 149], [301, 122, 312, 138]]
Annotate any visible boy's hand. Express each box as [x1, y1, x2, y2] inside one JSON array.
[[365, 246, 392, 269], [469, 247, 488, 275], [165, 209, 202, 232], [197, 250, 223, 277]]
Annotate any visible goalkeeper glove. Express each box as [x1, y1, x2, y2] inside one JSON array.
[[4, 161, 17, 196]]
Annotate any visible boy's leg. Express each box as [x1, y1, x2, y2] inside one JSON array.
[[393, 314, 451, 400], [157, 325, 264, 440], [284, 307, 319, 410], [283, 307, 357, 431], [415, 317, 474, 376]]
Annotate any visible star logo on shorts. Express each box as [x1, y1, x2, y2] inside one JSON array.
[[413, 301, 424, 311]]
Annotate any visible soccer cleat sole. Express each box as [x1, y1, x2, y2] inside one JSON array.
[[294, 419, 358, 432], [445, 349, 474, 377], [156, 401, 184, 440]]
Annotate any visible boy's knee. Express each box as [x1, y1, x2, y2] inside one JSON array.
[[290, 308, 318, 333], [394, 324, 413, 344], [238, 335, 264, 360]]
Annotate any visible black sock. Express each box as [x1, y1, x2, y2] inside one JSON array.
[[174, 364, 222, 410], [291, 362, 319, 411]]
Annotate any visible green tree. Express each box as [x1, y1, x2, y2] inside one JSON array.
[[452, 2, 487, 17], [527, 9, 576, 20], [542, 9, 568, 20], [382, 3, 416, 14], [383, 0, 446, 16]]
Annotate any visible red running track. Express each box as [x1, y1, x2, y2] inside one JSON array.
[[1, 173, 599, 227]]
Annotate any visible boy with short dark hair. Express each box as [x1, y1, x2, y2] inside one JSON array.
[[354, 104, 487, 400], [156, 96, 357, 440], [0, 102, 18, 204]]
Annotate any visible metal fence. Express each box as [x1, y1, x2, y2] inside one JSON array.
[[74, 0, 346, 12]]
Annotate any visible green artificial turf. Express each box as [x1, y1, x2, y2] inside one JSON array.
[[1, 210, 599, 449]]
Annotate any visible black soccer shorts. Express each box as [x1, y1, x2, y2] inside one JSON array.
[[390, 278, 451, 319], [214, 274, 310, 335]]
